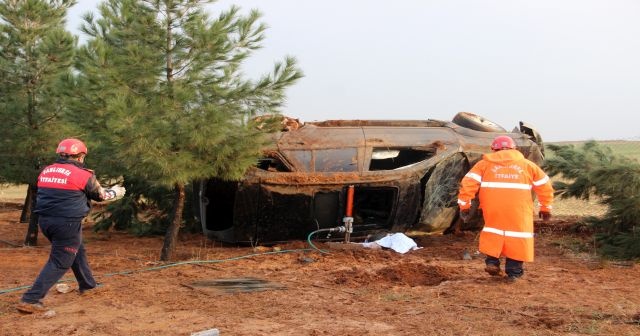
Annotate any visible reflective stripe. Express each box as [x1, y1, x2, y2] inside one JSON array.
[[482, 227, 534, 238], [465, 172, 482, 183], [480, 181, 532, 190], [482, 227, 504, 235], [505, 231, 535, 238], [457, 199, 468, 206], [533, 175, 550, 186]]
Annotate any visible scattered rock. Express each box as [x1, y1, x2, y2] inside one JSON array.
[[55, 283, 73, 294], [299, 256, 316, 264], [42, 310, 56, 318], [462, 249, 472, 260], [191, 328, 219, 336], [253, 246, 270, 253]]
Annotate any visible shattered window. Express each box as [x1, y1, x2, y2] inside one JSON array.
[[256, 154, 291, 172], [315, 148, 358, 172], [286, 150, 312, 171], [369, 148, 435, 171]]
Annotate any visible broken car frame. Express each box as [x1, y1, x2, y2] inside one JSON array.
[[194, 112, 545, 244]]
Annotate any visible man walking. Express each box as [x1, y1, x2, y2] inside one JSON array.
[[458, 135, 553, 282], [17, 138, 125, 313]]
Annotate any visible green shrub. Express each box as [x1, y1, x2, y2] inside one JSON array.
[[545, 141, 640, 259]]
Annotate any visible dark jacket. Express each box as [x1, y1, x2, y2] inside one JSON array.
[[34, 158, 103, 218]]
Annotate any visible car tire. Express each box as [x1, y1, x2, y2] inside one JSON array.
[[452, 112, 506, 132]]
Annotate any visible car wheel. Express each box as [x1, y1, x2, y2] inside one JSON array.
[[452, 112, 506, 132]]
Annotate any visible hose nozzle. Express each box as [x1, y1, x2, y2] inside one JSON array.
[[343, 216, 353, 243], [329, 226, 347, 233]]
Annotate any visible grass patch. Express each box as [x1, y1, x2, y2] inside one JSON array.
[[549, 236, 596, 255], [565, 321, 601, 335], [379, 291, 415, 302], [0, 184, 26, 202], [552, 196, 607, 217], [550, 140, 640, 161]]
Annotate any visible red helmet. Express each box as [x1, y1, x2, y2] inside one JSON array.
[[56, 138, 88, 155], [490, 136, 516, 151]]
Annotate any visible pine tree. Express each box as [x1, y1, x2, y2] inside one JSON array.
[[0, 0, 77, 245], [545, 141, 640, 259], [72, 0, 302, 260]]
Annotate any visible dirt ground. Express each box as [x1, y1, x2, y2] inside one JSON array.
[[0, 200, 639, 336]]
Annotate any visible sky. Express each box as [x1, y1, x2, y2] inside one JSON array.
[[65, 0, 640, 142]]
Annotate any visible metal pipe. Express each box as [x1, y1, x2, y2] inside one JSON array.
[[343, 185, 355, 243]]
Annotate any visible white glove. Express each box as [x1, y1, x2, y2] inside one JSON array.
[[104, 185, 126, 200]]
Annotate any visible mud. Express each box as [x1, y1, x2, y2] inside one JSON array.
[[0, 202, 639, 335]]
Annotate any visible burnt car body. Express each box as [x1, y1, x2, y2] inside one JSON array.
[[194, 112, 545, 244]]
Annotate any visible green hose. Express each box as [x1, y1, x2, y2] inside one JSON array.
[[0, 248, 313, 295], [1, 227, 345, 295], [307, 228, 335, 254]]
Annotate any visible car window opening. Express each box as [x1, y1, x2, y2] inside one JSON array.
[[313, 191, 340, 229], [314, 148, 358, 172], [312, 187, 396, 235], [351, 187, 396, 232], [369, 148, 435, 171], [256, 155, 291, 172], [202, 178, 237, 232]]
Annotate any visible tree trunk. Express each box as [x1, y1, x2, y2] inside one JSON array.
[[20, 184, 34, 223], [160, 182, 186, 261], [24, 183, 39, 246]]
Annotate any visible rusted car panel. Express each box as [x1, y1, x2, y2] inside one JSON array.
[[195, 113, 545, 244]]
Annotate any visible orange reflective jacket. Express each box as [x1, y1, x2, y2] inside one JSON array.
[[457, 149, 554, 262]]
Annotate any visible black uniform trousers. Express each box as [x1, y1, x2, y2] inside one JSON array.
[[22, 216, 96, 303]]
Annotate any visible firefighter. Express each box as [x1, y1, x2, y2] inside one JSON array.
[[457, 135, 553, 282], [16, 138, 125, 313]]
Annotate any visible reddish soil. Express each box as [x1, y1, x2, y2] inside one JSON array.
[[0, 201, 639, 335]]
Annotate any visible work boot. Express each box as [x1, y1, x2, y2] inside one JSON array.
[[16, 301, 47, 314], [484, 264, 504, 277], [506, 275, 521, 283]]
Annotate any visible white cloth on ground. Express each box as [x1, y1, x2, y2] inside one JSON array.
[[363, 233, 421, 254]]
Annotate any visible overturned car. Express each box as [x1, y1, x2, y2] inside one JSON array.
[[194, 112, 545, 244]]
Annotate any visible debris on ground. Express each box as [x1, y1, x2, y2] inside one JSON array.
[[55, 283, 72, 294], [190, 328, 220, 336], [1, 204, 640, 335], [363, 232, 421, 254], [186, 278, 286, 294]]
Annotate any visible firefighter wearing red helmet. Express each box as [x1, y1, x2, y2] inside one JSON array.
[[457, 135, 553, 282], [55, 138, 88, 156], [17, 138, 126, 314], [490, 135, 517, 151]]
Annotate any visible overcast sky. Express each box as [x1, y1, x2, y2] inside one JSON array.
[[66, 0, 640, 142]]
